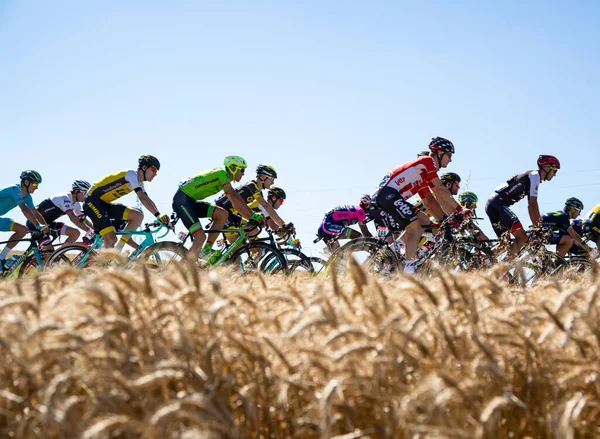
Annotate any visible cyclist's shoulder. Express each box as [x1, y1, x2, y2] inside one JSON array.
[[0, 184, 21, 197], [93, 169, 134, 184]]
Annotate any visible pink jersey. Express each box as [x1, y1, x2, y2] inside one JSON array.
[[378, 156, 439, 199]]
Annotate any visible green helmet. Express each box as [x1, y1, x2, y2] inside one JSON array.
[[565, 197, 584, 211], [138, 154, 160, 170], [440, 172, 461, 186], [224, 155, 247, 174], [268, 187, 286, 200], [458, 191, 478, 206], [256, 164, 278, 178], [20, 170, 42, 184]]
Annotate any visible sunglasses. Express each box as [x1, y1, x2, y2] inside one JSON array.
[[150, 166, 159, 173], [31, 182, 39, 188], [239, 168, 246, 174], [548, 166, 559, 173]]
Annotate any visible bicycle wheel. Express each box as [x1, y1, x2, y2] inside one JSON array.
[[560, 256, 593, 280], [230, 241, 288, 275], [137, 241, 188, 270], [514, 247, 566, 286], [279, 248, 314, 276], [289, 256, 328, 276], [47, 244, 96, 269], [432, 241, 495, 272], [18, 253, 43, 278], [328, 238, 399, 276]]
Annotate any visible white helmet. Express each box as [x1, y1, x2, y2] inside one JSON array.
[[72, 180, 91, 191]]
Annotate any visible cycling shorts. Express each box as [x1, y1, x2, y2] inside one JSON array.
[[373, 186, 418, 231], [548, 230, 567, 245], [316, 220, 350, 242], [83, 195, 133, 237], [0, 217, 16, 232], [485, 198, 523, 237], [172, 189, 214, 234]]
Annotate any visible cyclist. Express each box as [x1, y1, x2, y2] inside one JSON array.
[[83, 155, 168, 250], [253, 187, 287, 231], [27, 180, 95, 247], [317, 204, 372, 253], [172, 155, 263, 262], [216, 165, 292, 240], [0, 171, 49, 272], [542, 197, 593, 257], [485, 154, 559, 257], [458, 192, 489, 240], [374, 137, 466, 273]]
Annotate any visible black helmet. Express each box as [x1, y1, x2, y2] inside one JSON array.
[[20, 170, 42, 184], [268, 187, 286, 200], [565, 197, 584, 211], [440, 172, 461, 185], [256, 164, 278, 179], [428, 137, 455, 154], [138, 155, 161, 170]]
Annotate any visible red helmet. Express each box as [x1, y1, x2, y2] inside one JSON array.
[[537, 154, 560, 169], [428, 137, 455, 154]]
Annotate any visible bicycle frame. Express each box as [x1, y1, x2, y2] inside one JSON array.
[[0, 232, 57, 278]]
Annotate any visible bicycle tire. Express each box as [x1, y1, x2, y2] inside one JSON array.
[[328, 237, 399, 276], [279, 248, 314, 275], [229, 241, 288, 275], [18, 253, 43, 278], [427, 240, 495, 273], [137, 241, 188, 269], [47, 244, 96, 269]]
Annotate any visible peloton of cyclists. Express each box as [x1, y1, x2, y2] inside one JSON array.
[[542, 197, 593, 257]]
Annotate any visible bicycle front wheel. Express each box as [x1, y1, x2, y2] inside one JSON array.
[[328, 238, 399, 276], [137, 241, 188, 270], [230, 241, 288, 275], [47, 244, 96, 269], [18, 253, 43, 278]]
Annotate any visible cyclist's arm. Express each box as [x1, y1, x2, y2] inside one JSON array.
[[429, 178, 461, 217], [266, 217, 278, 230], [20, 204, 47, 227], [223, 183, 254, 218], [358, 222, 372, 237], [136, 191, 161, 218], [256, 196, 284, 227], [421, 190, 445, 221], [567, 226, 591, 252], [66, 210, 92, 232], [527, 196, 542, 227]]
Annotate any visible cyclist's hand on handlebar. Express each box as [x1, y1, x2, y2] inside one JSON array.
[[37, 224, 49, 235], [157, 214, 170, 225], [249, 212, 264, 223]]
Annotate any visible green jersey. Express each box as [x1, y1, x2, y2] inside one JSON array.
[[179, 168, 231, 200]]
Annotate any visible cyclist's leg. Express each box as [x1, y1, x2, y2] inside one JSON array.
[[83, 197, 116, 248], [205, 205, 228, 249], [109, 205, 141, 250], [318, 219, 344, 253], [224, 213, 243, 245], [555, 233, 574, 257], [0, 219, 28, 261], [58, 222, 81, 244], [173, 190, 207, 261], [375, 187, 422, 261], [486, 200, 525, 257]]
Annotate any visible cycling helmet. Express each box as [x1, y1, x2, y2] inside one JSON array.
[[138, 155, 161, 170], [565, 197, 584, 211], [440, 172, 461, 185], [458, 192, 478, 206], [224, 155, 247, 174], [72, 180, 91, 191], [359, 194, 372, 210], [537, 154, 560, 169], [256, 164, 278, 179], [428, 137, 455, 154], [268, 187, 286, 200], [20, 170, 42, 184]]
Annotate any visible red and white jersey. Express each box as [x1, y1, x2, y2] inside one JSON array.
[[378, 156, 439, 199]]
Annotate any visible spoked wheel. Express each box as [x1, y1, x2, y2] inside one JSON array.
[[46, 244, 96, 269], [328, 238, 399, 276], [275, 248, 315, 276], [231, 241, 288, 275], [289, 256, 328, 276], [435, 241, 495, 272], [560, 256, 594, 281], [512, 247, 567, 286], [18, 254, 45, 278], [137, 241, 188, 270]]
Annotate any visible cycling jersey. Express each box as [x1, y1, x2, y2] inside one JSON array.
[[489, 171, 540, 206], [178, 168, 230, 201], [378, 155, 439, 200], [215, 180, 261, 214], [36, 193, 82, 223], [0, 184, 34, 216], [584, 204, 600, 242], [542, 211, 570, 233], [317, 206, 366, 241], [0, 184, 34, 232], [87, 170, 145, 202]]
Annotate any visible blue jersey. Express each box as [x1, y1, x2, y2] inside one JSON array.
[[0, 185, 34, 216]]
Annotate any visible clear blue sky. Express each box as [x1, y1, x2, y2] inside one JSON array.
[[2, 1, 599, 256]]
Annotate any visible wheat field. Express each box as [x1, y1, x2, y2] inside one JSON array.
[[0, 261, 599, 438]]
